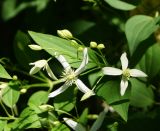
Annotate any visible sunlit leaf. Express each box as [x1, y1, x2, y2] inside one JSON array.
[[104, 0, 136, 11], [0, 64, 12, 79], [125, 15, 159, 54]]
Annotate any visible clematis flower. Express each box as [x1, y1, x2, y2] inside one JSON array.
[[49, 48, 95, 98], [102, 52, 147, 96], [29, 59, 57, 80]]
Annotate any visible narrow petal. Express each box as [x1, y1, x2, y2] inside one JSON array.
[[29, 66, 41, 75], [120, 79, 128, 96], [63, 118, 86, 131], [81, 90, 95, 101], [102, 67, 122, 76], [120, 52, 128, 70], [45, 64, 58, 80], [75, 79, 92, 94], [48, 83, 69, 98], [130, 69, 147, 77], [75, 48, 88, 75], [56, 55, 71, 70]]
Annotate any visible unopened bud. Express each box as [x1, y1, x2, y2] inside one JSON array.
[[20, 89, 27, 94], [78, 46, 84, 51], [57, 29, 73, 39], [28, 45, 42, 50], [97, 44, 105, 49], [12, 75, 18, 80], [90, 41, 97, 48], [39, 104, 54, 111], [71, 40, 78, 46]]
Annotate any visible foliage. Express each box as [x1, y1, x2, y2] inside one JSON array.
[[0, 0, 160, 130]]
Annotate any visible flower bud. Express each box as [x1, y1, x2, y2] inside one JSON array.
[[71, 40, 78, 46], [78, 46, 84, 51], [28, 45, 42, 50], [90, 41, 97, 48], [97, 44, 105, 49], [20, 88, 27, 94], [57, 29, 73, 39], [12, 75, 18, 80], [39, 104, 54, 111]]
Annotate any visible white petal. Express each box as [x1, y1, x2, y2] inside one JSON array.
[[30, 60, 47, 68], [55, 55, 71, 70], [90, 111, 106, 131], [75, 79, 92, 94], [102, 67, 122, 76], [45, 64, 58, 80], [29, 66, 41, 75], [81, 90, 95, 101], [75, 48, 88, 75], [130, 69, 147, 77], [120, 79, 128, 96], [120, 52, 128, 70], [63, 118, 86, 131], [48, 83, 69, 98]]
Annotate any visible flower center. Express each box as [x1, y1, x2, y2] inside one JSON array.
[[62, 69, 77, 85], [122, 69, 130, 79]]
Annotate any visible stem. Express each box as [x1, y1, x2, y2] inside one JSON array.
[[55, 109, 77, 119], [92, 75, 104, 90], [98, 49, 107, 65], [80, 67, 101, 76], [0, 100, 11, 117], [21, 83, 50, 89], [0, 116, 17, 120], [72, 37, 85, 46]]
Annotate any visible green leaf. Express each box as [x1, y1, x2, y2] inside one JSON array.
[[28, 91, 49, 106], [28, 31, 99, 69], [14, 31, 41, 69], [125, 15, 159, 55], [79, 108, 88, 125], [51, 123, 70, 131], [130, 79, 154, 108], [97, 81, 130, 121], [0, 64, 12, 79], [0, 120, 7, 131], [2, 0, 49, 21], [137, 44, 160, 79], [104, 0, 136, 11], [2, 82, 20, 108], [10, 107, 41, 130], [54, 86, 76, 112]]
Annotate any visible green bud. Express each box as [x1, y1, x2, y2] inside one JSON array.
[[28, 45, 42, 50], [39, 104, 54, 111], [71, 40, 78, 46], [78, 46, 84, 51], [12, 75, 18, 80], [20, 88, 27, 94], [57, 29, 73, 39], [90, 41, 97, 48], [97, 44, 105, 49]]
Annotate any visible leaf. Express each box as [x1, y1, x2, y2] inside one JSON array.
[[14, 31, 41, 69], [0, 64, 12, 79], [104, 0, 136, 11], [125, 15, 159, 55], [28, 31, 99, 69], [1, 0, 49, 21], [2, 82, 20, 108], [79, 108, 88, 125], [97, 81, 130, 121], [10, 107, 41, 130], [130, 79, 154, 108], [0, 120, 7, 131], [28, 91, 49, 106], [54, 86, 76, 112], [137, 44, 160, 79], [51, 123, 70, 131]]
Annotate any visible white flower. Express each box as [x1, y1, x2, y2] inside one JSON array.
[[102, 52, 147, 96], [29, 59, 57, 80], [49, 48, 95, 98]]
